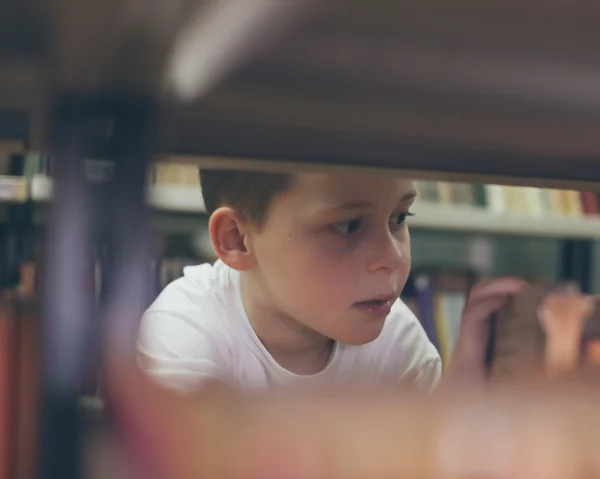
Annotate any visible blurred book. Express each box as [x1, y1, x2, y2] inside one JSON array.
[[403, 269, 475, 364], [415, 180, 598, 219], [149, 162, 200, 188]]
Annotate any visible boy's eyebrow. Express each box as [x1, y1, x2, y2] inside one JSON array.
[[401, 190, 418, 201], [330, 190, 418, 210]]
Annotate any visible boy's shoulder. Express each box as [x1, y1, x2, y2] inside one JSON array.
[[146, 260, 233, 316], [140, 261, 240, 348], [138, 261, 241, 389]]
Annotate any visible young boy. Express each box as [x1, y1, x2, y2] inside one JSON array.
[[138, 170, 526, 392]]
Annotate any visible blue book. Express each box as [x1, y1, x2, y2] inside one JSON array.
[[414, 273, 441, 353]]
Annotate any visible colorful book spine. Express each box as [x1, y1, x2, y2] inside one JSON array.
[[0, 295, 16, 479], [414, 274, 440, 352]]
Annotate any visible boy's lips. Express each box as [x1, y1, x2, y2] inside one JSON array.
[[353, 294, 397, 317]]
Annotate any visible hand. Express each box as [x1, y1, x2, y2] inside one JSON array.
[[446, 277, 529, 382]]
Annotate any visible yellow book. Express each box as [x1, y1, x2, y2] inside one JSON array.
[[436, 182, 453, 204], [505, 186, 529, 214], [434, 294, 451, 364], [565, 190, 583, 217], [548, 189, 565, 215]]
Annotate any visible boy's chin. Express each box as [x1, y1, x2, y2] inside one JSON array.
[[332, 324, 385, 346]]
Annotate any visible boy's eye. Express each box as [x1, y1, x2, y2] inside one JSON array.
[[334, 219, 362, 235], [392, 212, 414, 226]]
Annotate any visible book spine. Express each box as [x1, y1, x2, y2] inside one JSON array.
[[14, 299, 39, 479], [0, 296, 16, 479], [414, 274, 440, 352]]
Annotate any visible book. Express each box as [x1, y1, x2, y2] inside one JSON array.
[[415, 180, 600, 219], [0, 294, 16, 479], [486, 282, 600, 382], [413, 274, 440, 352], [0, 287, 39, 479], [404, 270, 473, 364], [13, 295, 38, 479]]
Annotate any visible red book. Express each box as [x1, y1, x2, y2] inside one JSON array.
[[579, 191, 598, 215], [0, 295, 16, 479], [14, 299, 38, 479]]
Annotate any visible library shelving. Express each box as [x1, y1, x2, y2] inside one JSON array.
[[20, 174, 600, 239], [410, 202, 600, 239], [4, 1, 600, 479], [29, 174, 207, 213]]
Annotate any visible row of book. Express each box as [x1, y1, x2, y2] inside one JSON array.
[[4, 144, 600, 221], [402, 270, 473, 365], [149, 162, 199, 188], [0, 147, 201, 189], [415, 181, 599, 217]]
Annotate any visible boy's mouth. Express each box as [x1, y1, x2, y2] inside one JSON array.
[[359, 299, 389, 306], [354, 295, 396, 317]]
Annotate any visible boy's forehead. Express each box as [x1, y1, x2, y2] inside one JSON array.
[[291, 173, 414, 202]]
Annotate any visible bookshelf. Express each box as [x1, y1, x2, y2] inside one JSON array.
[[0, 176, 28, 203], [30, 174, 242, 214], [146, 185, 206, 213], [29, 175, 207, 212], [5, 1, 600, 478], [22, 174, 600, 239], [410, 202, 600, 239]]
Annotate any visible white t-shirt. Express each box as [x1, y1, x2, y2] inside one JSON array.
[[138, 260, 442, 392]]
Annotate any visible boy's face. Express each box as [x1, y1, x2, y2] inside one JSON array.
[[248, 173, 415, 345]]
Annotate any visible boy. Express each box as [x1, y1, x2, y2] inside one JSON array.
[[138, 170, 526, 391]]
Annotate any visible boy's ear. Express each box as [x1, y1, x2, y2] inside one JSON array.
[[208, 207, 255, 271]]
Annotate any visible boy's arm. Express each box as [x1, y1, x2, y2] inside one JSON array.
[[137, 309, 230, 391]]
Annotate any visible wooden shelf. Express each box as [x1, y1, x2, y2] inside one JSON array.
[[5, 2, 600, 189]]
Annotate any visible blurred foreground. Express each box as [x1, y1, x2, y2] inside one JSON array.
[[95, 358, 600, 479]]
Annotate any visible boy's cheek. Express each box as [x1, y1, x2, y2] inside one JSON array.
[[282, 247, 361, 300]]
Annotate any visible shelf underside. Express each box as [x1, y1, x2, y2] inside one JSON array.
[[3, 0, 600, 187]]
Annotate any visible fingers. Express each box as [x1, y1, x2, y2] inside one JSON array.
[[467, 277, 530, 304], [454, 279, 529, 375], [462, 277, 530, 331]]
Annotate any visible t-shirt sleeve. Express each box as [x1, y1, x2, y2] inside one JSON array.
[[384, 300, 442, 392], [408, 355, 442, 392], [137, 309, 231, 392]]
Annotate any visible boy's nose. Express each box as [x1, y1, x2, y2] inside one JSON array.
[[368, 233, 406, 273]]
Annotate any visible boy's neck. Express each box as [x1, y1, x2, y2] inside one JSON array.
[[240, 273, 335, 375]]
